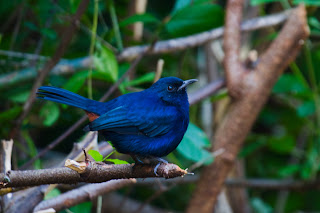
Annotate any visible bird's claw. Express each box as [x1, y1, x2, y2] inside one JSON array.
[[154, 162, 161, 176], [153, 158, 168, 176]]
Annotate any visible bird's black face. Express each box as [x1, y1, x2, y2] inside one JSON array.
[[150, 77, 197, 105]]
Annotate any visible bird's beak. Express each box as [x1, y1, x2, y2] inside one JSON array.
[[178, 79, 198, 91]]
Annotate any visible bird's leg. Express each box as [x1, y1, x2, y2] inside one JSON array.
[[131, 154, 144, 164], [131, 155, 168, 176]]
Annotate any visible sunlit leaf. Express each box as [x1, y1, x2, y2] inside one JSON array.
[[104, 158, 129, 164], [166, 3, 224, 37], [119, 13, 159, 27], [88, 150, 103, 162], [94, 42, 118, 82], [63, 71, 88, 93], [44, 188, 61, 200]]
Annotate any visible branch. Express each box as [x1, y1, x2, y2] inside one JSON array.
[[188, 78, 225, 105], [0, 11, 289, 89], [224, 0, 246, 98], [137, 175, 320, 191], [11, 0, 90, 138], [117, 10, 289, 61], [187, 5, 309, 213], [34, 179, 136, 212], [2, 163, 187, 188]]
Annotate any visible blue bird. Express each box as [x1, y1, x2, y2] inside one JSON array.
[[37, 77, 197, 170]]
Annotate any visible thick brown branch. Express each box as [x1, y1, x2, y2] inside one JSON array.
[[224, 0, 246, 98], [187, 5, 309, 213], [1, 163, 187, 188]]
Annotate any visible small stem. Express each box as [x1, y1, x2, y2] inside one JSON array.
[[280, 0, 291, 10], [88, 0, 99, 99], [289, 62, 309, 89], [109, 0, 123, 51]]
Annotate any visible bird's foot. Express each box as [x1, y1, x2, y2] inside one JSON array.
[[153, 157, 168, 176]]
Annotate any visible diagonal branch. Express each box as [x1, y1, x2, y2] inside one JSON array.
[[34, 179, 136, 212], [187, 5, 309, 213], [117, 10, 289, 61]]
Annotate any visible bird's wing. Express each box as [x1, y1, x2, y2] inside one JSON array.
[[87, 104, 177, 137]]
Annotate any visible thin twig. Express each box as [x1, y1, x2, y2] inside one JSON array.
[[34, 179, 136, 212]]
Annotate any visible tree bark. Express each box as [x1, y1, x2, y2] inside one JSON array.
[[187, 3, 309, 213]]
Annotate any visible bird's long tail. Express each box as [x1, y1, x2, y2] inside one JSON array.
[[36, 86, 101, 115]]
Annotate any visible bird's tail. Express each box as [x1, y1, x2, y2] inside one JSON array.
[[37, 86, 100, 114]]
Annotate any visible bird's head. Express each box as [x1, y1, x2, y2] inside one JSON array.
[[149, 77, 198, 105]]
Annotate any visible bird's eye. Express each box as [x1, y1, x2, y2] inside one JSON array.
[[167, 85, 174, 92]]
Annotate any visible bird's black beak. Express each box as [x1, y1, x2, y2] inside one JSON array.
[[178, 79, 198, 91]]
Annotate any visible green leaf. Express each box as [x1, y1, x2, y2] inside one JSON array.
[[278, 164, 300, 177], [8, 91, 30, 103], [104, 158, 129, 164], [40, 28, 57, 40], [309, 17, 320, 30], [119, 72, 155, 93], [22, 131, 41, 169], [166, 3, 224, 37], [250, 0, 279, 5], [171, 0, 212, 14], [0, 106, 22, 123], [44, 188, 61, 200], [88, 150, 103, 162], [119, 13, 160, 27], [94, 42, 118, 82], [240, 135, 267, 158], [293, 0, 320, 5], [210, 89, 228, 103], [273, 74, 308, 95], [63, 71, 88, 93], [297, 101, 315, 117], [24, 22, 39, 32], [68, 201, 92, 213], [39, 102, 60, 126], [251, 197, 273, 213], [176, 123, 213, 164], [267, 135, 295, 154]]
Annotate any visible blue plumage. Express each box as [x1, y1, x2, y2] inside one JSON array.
[[37, 77, 197, 161]]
